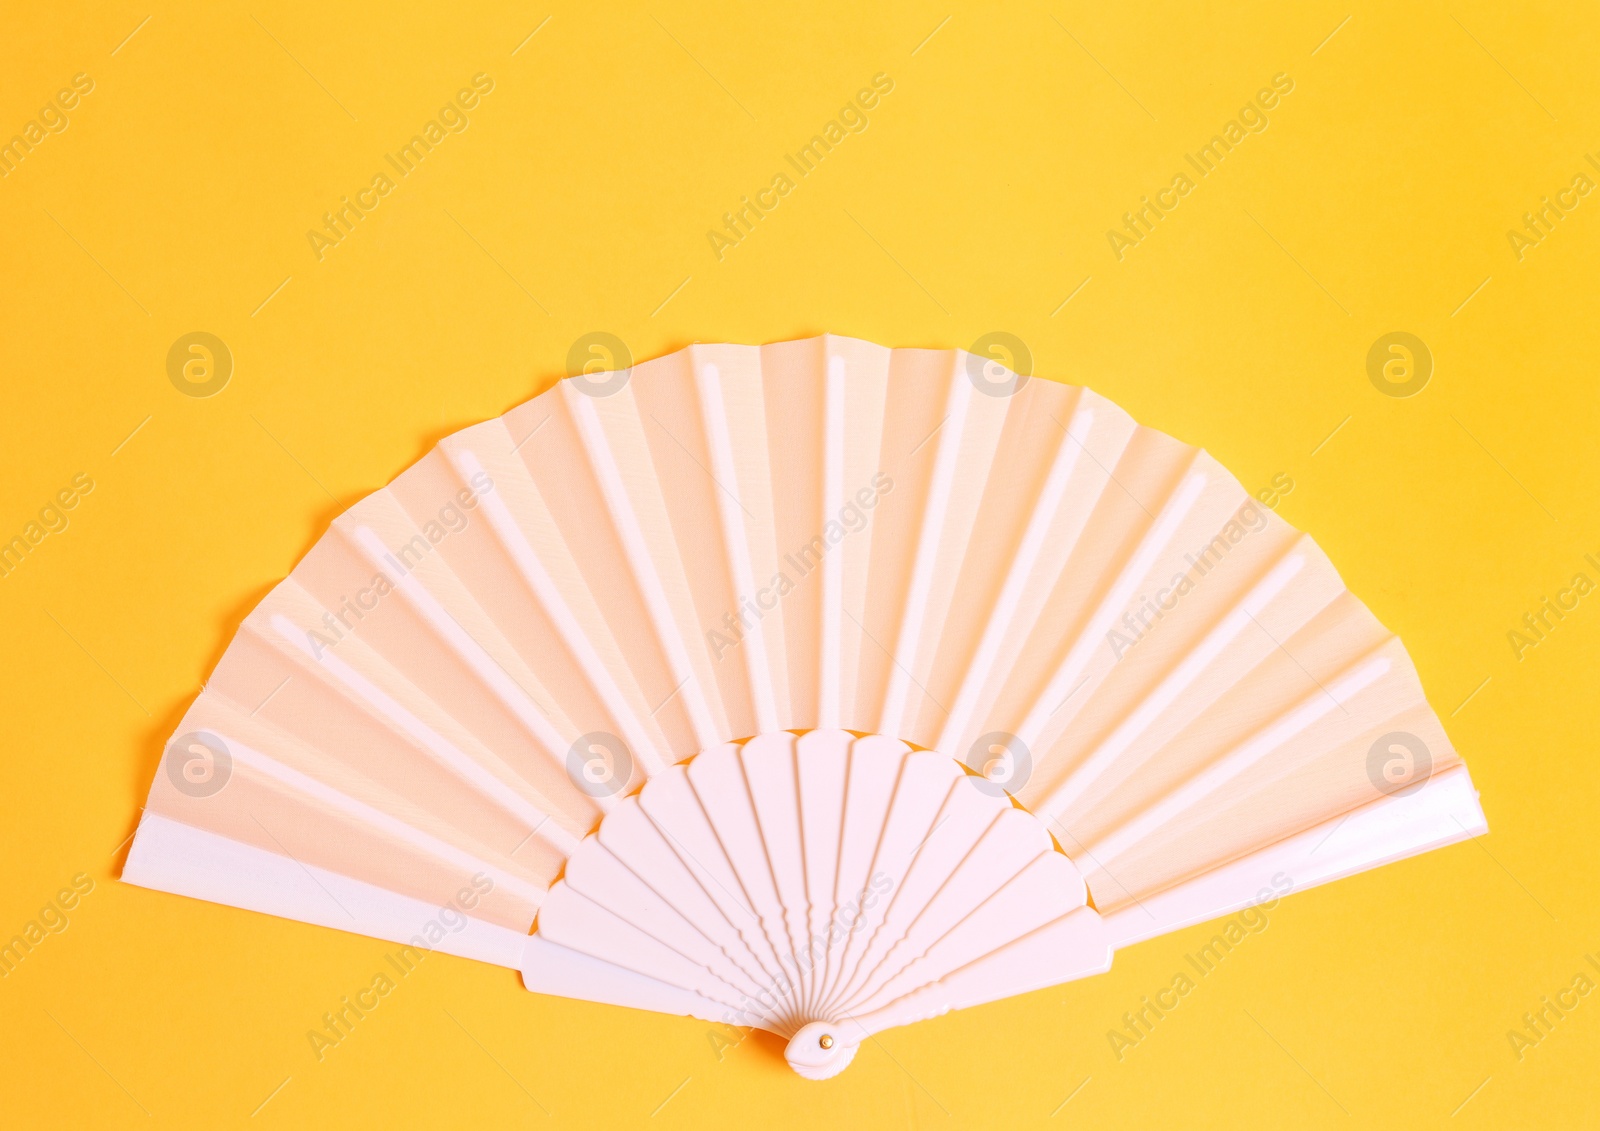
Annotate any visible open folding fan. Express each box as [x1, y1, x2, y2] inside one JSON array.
[[125, 335, 1485, 1078]]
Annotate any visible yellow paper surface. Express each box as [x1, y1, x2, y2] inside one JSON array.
[[1, 2, 1595, 1125]]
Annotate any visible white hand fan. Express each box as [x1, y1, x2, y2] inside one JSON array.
[[123, 335, 1485, 1077]]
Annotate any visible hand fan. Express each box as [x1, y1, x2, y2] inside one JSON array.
[[123, 334, 1485, 1077]]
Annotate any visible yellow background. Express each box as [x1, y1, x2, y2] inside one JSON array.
[[2, 1, 1596, 1126]]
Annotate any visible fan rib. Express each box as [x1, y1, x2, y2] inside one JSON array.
[[638, 769, 800, 1029], [347, 525, 581, 792], [689, 745, 808, 1022], [128, 813, 534, 966], [445, 446, 667, 774], [1036, 544, 1309, 818], [539, 884, 754, 1011], [1081, 651, 1394, 867], [561, 383, 721, 749], [1100, 764, 1484, 950], [794, 732, 847, 1021], [845, 849, 1075, 1018], [696, 362, 782, 733], [1017, 465, 1209, 748], [222, 732, 545, 906], [879, 360, 971, 734], [834, 808, 1046, 1017], [738, 734, 814, 1014], [266, 613, 577, 853], [819, 355, 847, 728], [814, 735, 910, 1016], [594, 806, 779, 1003], [564, 845, 775, 1005], [937, 400, 1095, 752], [815, 762, 923, 1016], [827, 768, 970, 1011]]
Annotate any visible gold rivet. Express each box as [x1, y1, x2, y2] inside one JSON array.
[[819, 1034, 834, 1049]]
